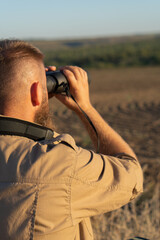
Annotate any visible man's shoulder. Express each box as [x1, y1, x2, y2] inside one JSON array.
[[0, 133, 82, 183], [40, 132, 79, 152]]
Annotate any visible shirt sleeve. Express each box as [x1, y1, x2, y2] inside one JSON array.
[[71, 147, 143, 225]]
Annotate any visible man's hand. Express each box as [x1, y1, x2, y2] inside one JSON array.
[[55, 66, 92, 113]]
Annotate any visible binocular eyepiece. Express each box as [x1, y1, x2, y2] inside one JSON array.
[[46, 70, 90, 94]]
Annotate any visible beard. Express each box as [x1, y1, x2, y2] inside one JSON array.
[[34, 95, 55, 131]]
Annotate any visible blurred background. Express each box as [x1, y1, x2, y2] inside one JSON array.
[[0, 0, 160, 239]]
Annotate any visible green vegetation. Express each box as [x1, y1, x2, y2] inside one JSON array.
[[32, 35, 160, 68]]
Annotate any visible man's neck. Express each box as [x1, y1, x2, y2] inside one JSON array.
[[0, 110, 34, 124]]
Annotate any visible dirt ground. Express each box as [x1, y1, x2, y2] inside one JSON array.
[[89, 67, 160, 105], [49, 66, 160, 240]]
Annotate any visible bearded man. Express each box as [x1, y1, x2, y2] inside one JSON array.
[[0, 40, 143, 240]]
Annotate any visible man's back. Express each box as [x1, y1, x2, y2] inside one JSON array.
[[0, 132, 143, 240], [0, 133, 93, 239]]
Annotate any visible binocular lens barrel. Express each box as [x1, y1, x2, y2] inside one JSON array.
[[46, 71, 68, 94]]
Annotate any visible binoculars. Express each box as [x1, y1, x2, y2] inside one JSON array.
[[46, 71, 68, 94], [46, 70, 89, 94]]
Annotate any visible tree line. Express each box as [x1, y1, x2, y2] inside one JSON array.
[[43, 37, 160, 68]]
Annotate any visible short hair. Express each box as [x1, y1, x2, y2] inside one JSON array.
[[0, 39, 44, 105], [0, 39, 43, 62]]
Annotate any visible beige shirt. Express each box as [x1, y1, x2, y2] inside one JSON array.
[[0, 132, 143, 240]]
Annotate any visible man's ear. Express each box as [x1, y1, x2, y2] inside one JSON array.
[[30, 82, 42, 107]]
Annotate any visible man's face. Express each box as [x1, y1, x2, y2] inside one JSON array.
[[34, 63, 55, 130]]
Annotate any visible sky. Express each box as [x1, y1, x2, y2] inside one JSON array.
[[0, 0, 160, 40]]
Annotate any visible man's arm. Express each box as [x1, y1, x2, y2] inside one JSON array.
[[51, 66, 143, 220], [54, 66, 136, 158]]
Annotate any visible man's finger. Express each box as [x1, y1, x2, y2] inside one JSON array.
[[62, 69, 78, 89], [46, 66, 56, 71], [59, 66, 82, 81]]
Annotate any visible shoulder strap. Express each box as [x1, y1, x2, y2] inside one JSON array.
[[0, 116, 54, 141]]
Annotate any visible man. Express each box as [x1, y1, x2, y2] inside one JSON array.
[[0, 40, 143, 240]]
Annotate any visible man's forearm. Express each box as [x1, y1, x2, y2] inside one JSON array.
[[76, 105, 137, 158], [54, 66, 137, 159]]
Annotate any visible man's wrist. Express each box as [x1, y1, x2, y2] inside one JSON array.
[[74, 102, 94, 116]]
